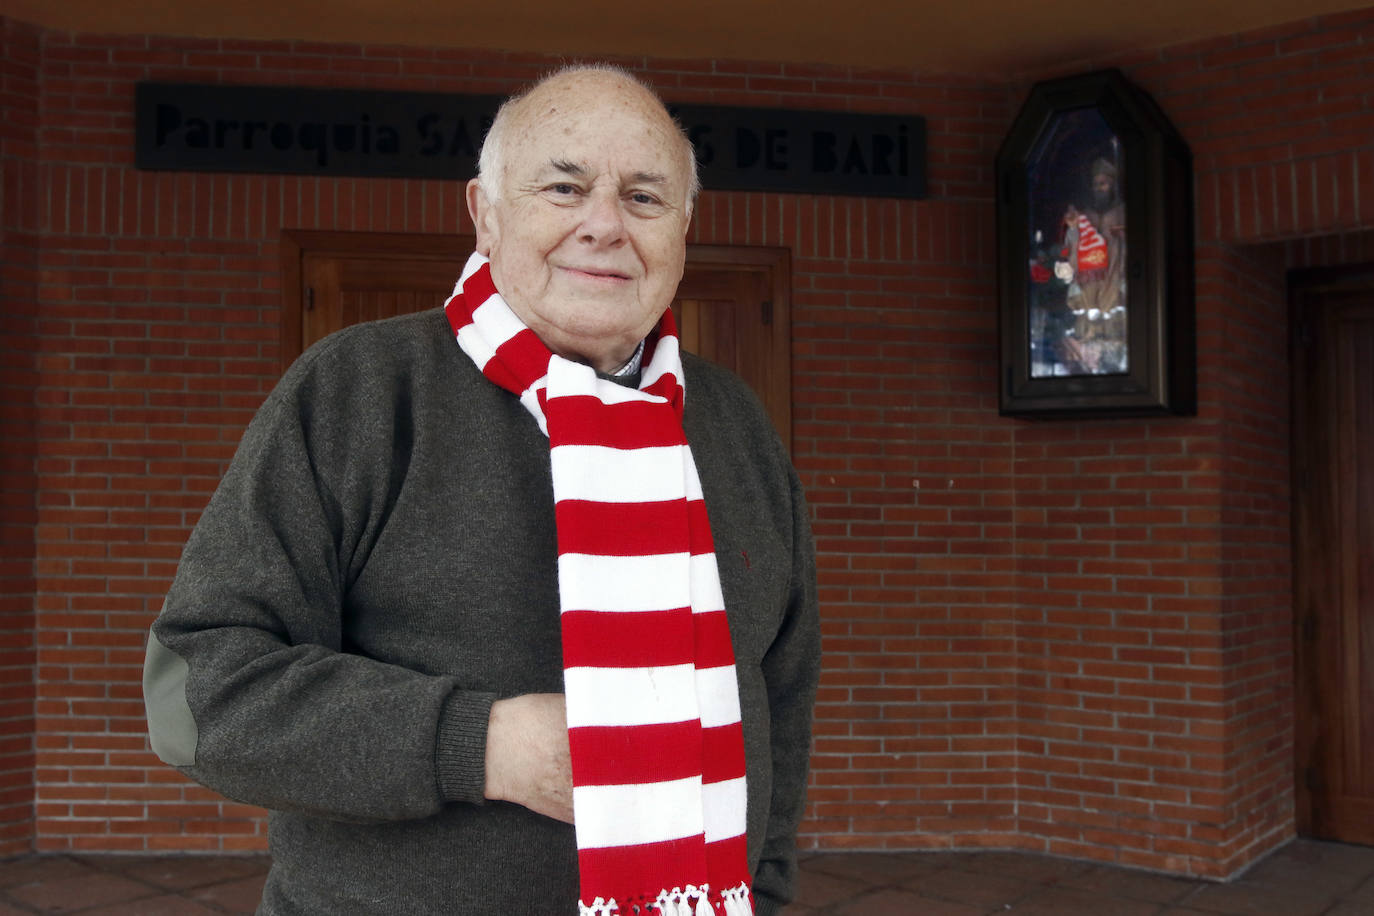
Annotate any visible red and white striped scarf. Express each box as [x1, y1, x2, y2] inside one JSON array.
[[444, 253, 753, 916], [1075, 213, 1109, 273]]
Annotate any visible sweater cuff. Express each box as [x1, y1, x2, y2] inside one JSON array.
[[434, 689, 497, 804], [753, 895, 781, 916]]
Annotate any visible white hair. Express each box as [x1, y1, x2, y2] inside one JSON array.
[[475, 63, 701, 205]]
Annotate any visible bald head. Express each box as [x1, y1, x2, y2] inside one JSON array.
[[476, 65, 700, 206]]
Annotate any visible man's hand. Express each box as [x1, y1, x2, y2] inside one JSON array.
[[484, 693, 574, 823]]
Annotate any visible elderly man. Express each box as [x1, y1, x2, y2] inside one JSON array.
[[144, 65, 819, 916]]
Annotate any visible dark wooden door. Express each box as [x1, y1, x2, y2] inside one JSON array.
[[282, 232, 792, 445], [281, 231, 474, 364], [671, 246, 791, 449], [1292, 266, 1374, 846], [300, 252, 459, 347]]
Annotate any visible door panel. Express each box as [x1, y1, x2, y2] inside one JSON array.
[[673, 247, 791, 448], [301, 254, 458, 347], [1292, 267, 1374, 845], [282, 231, 473, 359]]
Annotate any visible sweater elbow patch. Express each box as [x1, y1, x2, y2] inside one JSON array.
[[143, 631, 199, 767]]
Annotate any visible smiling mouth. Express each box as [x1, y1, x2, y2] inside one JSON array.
[[562, 266, 632, 282]]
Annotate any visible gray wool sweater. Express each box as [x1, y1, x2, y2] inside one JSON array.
[[143, 308, 820, 916]]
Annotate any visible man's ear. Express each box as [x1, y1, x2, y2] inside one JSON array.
[[466, 180, 498, 256]]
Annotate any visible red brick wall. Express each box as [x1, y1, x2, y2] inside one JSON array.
[[1009, 401, 1232, 875], [1206, 240, 1292, 875], [4, 6, 1374, 877], [1007, 237, 1295, 877], [0, 16, 42, 858], [28, 35, 499, 853], [797, 202, 1015, 846], [989, 10, 1374, 877]]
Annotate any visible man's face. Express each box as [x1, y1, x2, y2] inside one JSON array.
[[467, 71, 693, 374], [1092, 172, 1116, 210]]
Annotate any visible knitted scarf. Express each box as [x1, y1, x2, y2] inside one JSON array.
[[444, 253, 754, 916], [1074, 212, 1109, 273]]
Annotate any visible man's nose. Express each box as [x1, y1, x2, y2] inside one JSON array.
[[577, 190, 627, 246]]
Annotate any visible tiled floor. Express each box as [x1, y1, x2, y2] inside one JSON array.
[[0, 838, 1368, 914], [783, 839, 1374, 915], [0, 853, 269, 914]]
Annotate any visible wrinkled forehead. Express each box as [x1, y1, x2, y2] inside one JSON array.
[[503, 73, 690, 182]]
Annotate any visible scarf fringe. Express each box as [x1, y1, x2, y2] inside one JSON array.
[[577, 882, 752, 916]]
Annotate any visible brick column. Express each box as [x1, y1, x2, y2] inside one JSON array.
[[0, 14, 42, 856]]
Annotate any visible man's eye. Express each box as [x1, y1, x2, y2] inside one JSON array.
[[629, 192, 660, 206], [541, 183, 583, 199]]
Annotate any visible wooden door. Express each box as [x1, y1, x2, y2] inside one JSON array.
[[281, 232, 792, 445], [1292, 265, 1374, 846], [672, 246, 791, 449], [281, 231, 474, 365]]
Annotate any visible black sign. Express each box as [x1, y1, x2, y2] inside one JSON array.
[[673, 104, 925, 199], [135, 82, 927, 199]]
